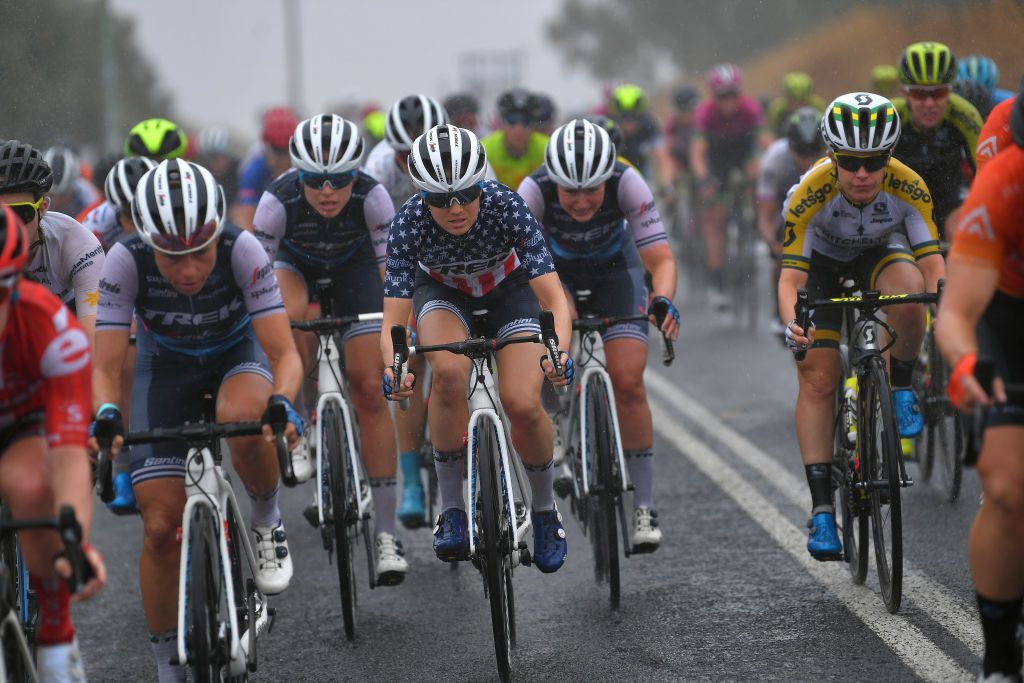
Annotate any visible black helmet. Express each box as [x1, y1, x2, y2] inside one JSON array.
[[497, 88, 537, 123], [1011, 93, 1024, 149], [443, 93, 480, 119], [952, 79, 993, 120], [786, 106, 825, 156], [673, 85, 700, 111], [0, 140, 53, 197], [586, 115, 625, 151], [533, 93, 556, 125]]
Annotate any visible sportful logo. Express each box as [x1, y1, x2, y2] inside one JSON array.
[[957, 205, 995, 241]]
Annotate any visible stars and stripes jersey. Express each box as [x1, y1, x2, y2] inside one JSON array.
[[0, 281, 91, 448], [384, 180, 556, 299], [948, 143, 1024, 298], [517, 162, 668, 262], [976, 97, 1015, 174], [25, 211, 105, 318], [780, 157, 942, 271]]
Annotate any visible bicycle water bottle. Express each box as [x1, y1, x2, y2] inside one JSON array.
[[843, 376, 859, 446]]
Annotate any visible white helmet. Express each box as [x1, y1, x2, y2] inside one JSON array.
[[385, 95, 448, 152], [288, 114, 364, 174], [821, 93, 901, 154], [408, 125, 488, 194], [43, 146, 80, 195], [545, 119, 617, 190], [104, 156, 156, 212], [132, 159, 226, 255], [197, 126, 230, 157]]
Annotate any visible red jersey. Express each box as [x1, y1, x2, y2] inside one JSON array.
[[0, 281, 91, 448], [975, 98, 1014, 174]]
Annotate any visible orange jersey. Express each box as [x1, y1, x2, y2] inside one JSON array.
[[975, 98, 1014, 173], [949, 143, 1024, 298]]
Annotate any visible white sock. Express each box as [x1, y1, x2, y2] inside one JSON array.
[[371, 476, 398, 536], [625, 448, 655, 509], [149, 630, 185, 683], [433, 448, 466, 512], [525, 458, 555, 512], [246, 484, 281, 528]]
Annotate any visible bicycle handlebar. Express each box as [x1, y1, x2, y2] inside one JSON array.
[[647, 300, 676, 366], [291, 312, 383, 333], [0, 506, 93, 595], [120, 421, 266, 446]]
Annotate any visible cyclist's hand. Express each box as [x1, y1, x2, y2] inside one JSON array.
[[540, 351, 574, 387], [261, 395, 303, 449], [948, 354, 1005, 411], [769, 241, 784, 257], [382, 367, 416, 401], [56, 543, 106, 602], [89, 404, 124, 457], [785, 319, 815, 354], [648, 296, 680, 340]]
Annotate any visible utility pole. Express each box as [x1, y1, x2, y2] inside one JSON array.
[[283, 0, 303, 113], [99, 0, 120, 152]]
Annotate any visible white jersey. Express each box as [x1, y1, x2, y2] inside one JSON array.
[[26, 211, 105, 317], [756, 138, 804, 207], [80, 200, 123, 250]]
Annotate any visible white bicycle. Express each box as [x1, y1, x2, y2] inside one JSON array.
[[390, 309, 562, 683]]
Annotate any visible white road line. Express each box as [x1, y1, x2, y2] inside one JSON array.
[[647, 374, 983, 663], [650, 405, 971, 682], [645, 373, 982, 658]]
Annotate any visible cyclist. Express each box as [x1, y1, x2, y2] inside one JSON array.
[[480, 88, 549, 190], [665, 85, 700, 180], [43, 146, 100, 218], [871, 64, 902, 100], [231, 106, 299, 229], [756, 106, 825, 336], [443, 92, 481, 133], [606, 84, 676, 193], [92, 159, 304, 683], [778, 93, 945, 560], [253, 114, 409, 583], [0, 205, 107, 682], [977, 96, 1017, 172], [518, 118, 681, 552], [954, 78, 995, 121], [935, 93, 1024, 683], [533, 92, 557, 136], [363, 94, 452, 527], [196, 125, 240, 205], [766, 72, 828, 138], [690, 63, 773, 311], [381, 124, 573, 573], [959, 54, 1016, 105], [892, 41, 983, 239], [0, 140, 104, 344], [124, 117, 189, 161]]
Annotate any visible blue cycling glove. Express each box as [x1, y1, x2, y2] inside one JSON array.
[[264, 395, 305, 437], [648, 296, 680, 326]]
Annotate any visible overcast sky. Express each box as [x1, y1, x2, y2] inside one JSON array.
[[110, 0, 602, 141]]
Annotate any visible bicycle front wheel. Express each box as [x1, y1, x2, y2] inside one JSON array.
[[926, 333, 964, 503], [323, 401, 358, 641], [476, 422, 513, 683], [588, 378, 621, 609], [834, 398, 868, 585], [862, 357, 903, 613], [188, 505, 223, 682], [0, 518, 32, 683]]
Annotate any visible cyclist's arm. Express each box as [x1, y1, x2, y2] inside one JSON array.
[[251, 191, 285, 261], [62, 220, 106, 345], [935, 260, 998, 368], [916, 253, 946, 294], [756, 198, 782, 249], [689, 135, 710, 184], [364, 183, 396, 273], [778, 267, 809, 328], [92, 243, 137, 415], [652, 142, 676, 190], [251, 313, 302, 402], [639, 244, 677, 302], [515, 176, 545, 223], [528, 272, 572, 352], [230, 204, 257, 232]]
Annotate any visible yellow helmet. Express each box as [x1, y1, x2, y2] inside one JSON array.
[[782, 72, 813, 100], [898, 42, 957, 86]]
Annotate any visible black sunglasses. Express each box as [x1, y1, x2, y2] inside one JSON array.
[[834, 153, 890, 173], [299, 170, 357, 190], [422, 184, 483, 209]]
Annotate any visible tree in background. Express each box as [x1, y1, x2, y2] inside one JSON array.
[[0, 0, 172, 152]]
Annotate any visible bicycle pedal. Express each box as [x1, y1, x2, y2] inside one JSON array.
[[301, 505, 320, 528]]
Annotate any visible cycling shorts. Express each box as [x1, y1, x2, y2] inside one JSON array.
[[0, 412, 46, 454], [413, 269, 541, 340], [129, 328, 273, 485], [978, 292, 1024, 428], [556, 250, 648, 344], [274, 249, 383, 344], [804, 244, 917, 350]]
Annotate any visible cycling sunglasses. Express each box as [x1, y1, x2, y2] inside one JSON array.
[[4, 197, 45, 224], [502, 114, 533, 126], [834, 153, 890, 173], [422, 183, 483, 209], [149, 219, 220, 255], [299, 170, 357, 190], [906, 85, 951, 101]]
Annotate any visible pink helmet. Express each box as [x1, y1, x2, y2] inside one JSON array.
[[706, 64, 743, 96], [262, 107, 299, 149]]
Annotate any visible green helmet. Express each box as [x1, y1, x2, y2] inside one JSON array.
[[363, 109, 386, 143], [608, 84, 648, 116], [783, 72, 813, 100], [871, 64, 900, 90], [124, 118, 188, 160], [898, 42, 956, 86]]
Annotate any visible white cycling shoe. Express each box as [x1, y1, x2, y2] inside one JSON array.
[[289, 439, 314, 484], [36, 637, 86, 683], [374, 532, 408, 586], [252, 521, 293, 595], [632, 507, 663, 554]]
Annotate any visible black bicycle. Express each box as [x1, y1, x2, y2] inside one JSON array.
[[795, 287, 938, 614]]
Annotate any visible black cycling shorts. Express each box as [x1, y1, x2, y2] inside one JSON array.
[[0, 412, 45, 455], [978, 291, 1024, 428], [556, 248, 649, 344], [413, 269, 540, 340]]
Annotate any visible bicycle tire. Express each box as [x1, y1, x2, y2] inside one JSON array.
[[188, 505, 222, 682], [225, 505, 249, 680], [590, 379, 621, 609], [323, 401, 357, 641], [927, 334, 964, 503], [476, 422, 513, 683], [0, 522, 31, 683], [834, 374, 868, 585], [862, 356, 903, 613]]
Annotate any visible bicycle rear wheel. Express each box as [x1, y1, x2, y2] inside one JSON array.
[[926, 333, 964, 503], [0, 522, 32, 683], [323, 401, 358, 641], [834, 388, 868, 585], [188, 505, 223, 682], [476, 422, 513, 683], [862, 357, 903, 613], [589, 379, 621, 609], [225, 504, 250, 678]]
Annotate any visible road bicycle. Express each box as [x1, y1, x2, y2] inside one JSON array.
[[0, 505, 91, 683], [391, 310, 561, 683], [723, 168, 760, 332], [796, 287, 938, 614], [554, 290, 674, 609]]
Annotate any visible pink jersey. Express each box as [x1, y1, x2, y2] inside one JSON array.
[[694, 96, 765, 139]]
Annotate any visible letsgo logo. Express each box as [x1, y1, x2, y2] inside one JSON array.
[[888, 175, 932, 204], [788, 183, 833, 218]]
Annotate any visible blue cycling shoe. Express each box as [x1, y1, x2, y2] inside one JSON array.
[[107, 471, 139, 516], [531, 508, 567, 573], [398, 452, 427, 529], [807, 512, 843, 561], [433, 508, 469, 562], [893, 389, 924, 438]]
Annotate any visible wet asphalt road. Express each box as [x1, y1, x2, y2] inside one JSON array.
[[76, 266, 983, 682]]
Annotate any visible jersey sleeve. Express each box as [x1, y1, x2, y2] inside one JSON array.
[[756, 140, 788, 201], [948, 150, 1024, 273], [949, 93, 984, 170], [976, 98, 1014, 173], [780, 162, 834, 272], [32, 301, 92, 448], [61, 220, 105, 318], [617, 167, 668, 251], [887, 162, 942, 259], [236, 156, 268, 207], [231, 230, 286, 319], [363, 183, 395, 267], [504, 190, 555, 279], [515, 176, 546, 223], [383, 198, 422, 298], [252, 192, 287, 261], [96, 243, 139, 330]]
